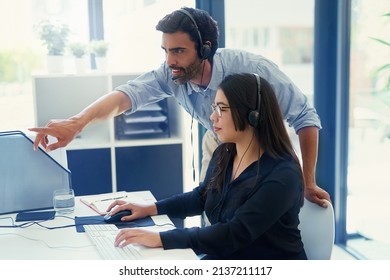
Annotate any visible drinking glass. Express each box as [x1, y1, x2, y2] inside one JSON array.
[[53, 188, 75, 214]]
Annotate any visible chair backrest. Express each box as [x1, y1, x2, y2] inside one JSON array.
[[298, 198, 335, 260]]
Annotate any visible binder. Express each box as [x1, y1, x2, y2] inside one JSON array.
[[0, 130, 72, 214]]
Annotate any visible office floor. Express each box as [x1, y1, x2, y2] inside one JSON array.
[[331, 239, 390, 260], [345, 239, 390, 260], [331, 245, 357, 260]]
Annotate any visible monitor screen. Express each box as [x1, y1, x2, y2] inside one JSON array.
[[0, 130, 72, 214]]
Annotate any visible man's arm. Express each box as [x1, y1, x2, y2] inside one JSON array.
[[298, 126, 331, 207], [29, 90, 131, 152]]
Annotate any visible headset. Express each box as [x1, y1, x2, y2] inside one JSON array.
[[248, 73, 261, 128], [177, 9, 211, 60]]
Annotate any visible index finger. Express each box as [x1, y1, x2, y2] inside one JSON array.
[[28, 127, 52, 150], [29, 127, 53, 134], [28, 130, 47, 151], [106, 200, 127, 213], [106, 200, 120, 213], [115, 229, 135, 247]]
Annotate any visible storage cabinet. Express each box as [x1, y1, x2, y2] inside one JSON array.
[[115, 144, 183, 201], [33, 73, 186, 200], [115, 100, 170, 140], [66, 148, 112, 195]]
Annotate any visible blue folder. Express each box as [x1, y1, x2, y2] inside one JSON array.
[[0, 130, 72, 214]]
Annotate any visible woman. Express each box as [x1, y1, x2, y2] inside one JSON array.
[[108, 73, 307, 260]]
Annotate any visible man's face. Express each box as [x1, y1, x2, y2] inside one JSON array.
[[161, 32, 203, 84]]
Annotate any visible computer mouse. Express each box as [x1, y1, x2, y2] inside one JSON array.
[[104, 210, 132, 223]]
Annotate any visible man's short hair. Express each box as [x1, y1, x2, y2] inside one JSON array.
[[156, 7, 219, 60]]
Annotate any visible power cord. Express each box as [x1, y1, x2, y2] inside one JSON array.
[[0, 232, 93, 250], [0, 215, 76, 229], [0, 216, 93, 250]]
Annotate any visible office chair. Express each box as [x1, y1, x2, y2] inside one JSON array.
[[201, 198, 335, 260], [298, 198, 335, 260]]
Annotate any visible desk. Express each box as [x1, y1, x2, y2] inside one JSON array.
[[0, 191, 197, 260]]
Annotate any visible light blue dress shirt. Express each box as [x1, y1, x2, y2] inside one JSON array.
[[115, 48, 321, 133]]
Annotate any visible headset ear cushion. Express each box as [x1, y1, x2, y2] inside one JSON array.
[[248, 111, 260, 128], [202, 44, 211, 60]]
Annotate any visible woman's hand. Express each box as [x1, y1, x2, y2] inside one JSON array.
[[106, 200, 157, 222], [114, 228, 163, 248]]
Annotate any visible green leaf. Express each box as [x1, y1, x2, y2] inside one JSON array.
[[376, 63, 390, 72], [369, 37, 390, 47]]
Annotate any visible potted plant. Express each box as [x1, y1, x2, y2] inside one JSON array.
[[90, 40, 109, 71], [69, 42, 87, 58], [69, 42, 88, 73], [35, 20, 70, 73], [90, 40, 109, 57]]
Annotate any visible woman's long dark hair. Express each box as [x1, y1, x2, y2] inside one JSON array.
[[206, 73, 302, 194]]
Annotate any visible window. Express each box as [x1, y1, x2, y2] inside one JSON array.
[[102, 0, 193, 73], [0, 0, 194, 131], [0, 0, 89, 131], [279, 27, 313, 64], [346, 0, 390, 258], [225, 0, 315, 155]]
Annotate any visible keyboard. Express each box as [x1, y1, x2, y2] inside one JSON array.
[[84, 224, 142, 260]]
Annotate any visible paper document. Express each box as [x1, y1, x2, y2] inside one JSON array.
[[80, 191, 147, 215]]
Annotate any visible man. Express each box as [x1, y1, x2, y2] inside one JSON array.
[[30, 7, 330, 207]]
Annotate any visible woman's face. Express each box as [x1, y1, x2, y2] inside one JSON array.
[[210, 89, 247, 143]]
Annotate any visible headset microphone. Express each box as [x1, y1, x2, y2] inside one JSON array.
[[171, 76, 180, 81], [171, 58, 204, 82]]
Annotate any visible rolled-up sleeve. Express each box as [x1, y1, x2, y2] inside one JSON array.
[[255, 58, 322, 132], [115, 64, 173, 114]]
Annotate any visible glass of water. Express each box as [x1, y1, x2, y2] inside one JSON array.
[[53, 188, 75, 214]]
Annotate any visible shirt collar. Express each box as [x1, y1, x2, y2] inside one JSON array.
[[188, 82, 203, 93], [188, 53, 223, 93], [208, 53, 223, 91]]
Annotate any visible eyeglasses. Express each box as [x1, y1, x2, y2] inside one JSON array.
[[211, 104, 230, 117]]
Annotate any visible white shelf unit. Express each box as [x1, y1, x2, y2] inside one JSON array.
[[32, 73, 186, 201]]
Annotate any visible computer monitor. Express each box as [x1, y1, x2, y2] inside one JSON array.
[[0, 130, 72, 214]]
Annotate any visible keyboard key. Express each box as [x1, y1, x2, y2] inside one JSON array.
[[84, 224, 142, 260]]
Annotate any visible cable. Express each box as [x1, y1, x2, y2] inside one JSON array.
[[182, 86, 200, 183], [0, 215, 76, 229], [181, 61, 205, 183], [0, 232, 93, 250], [232, 132, 255, 180], [0, 216, 16, 226], [153, 222, 175, 227]]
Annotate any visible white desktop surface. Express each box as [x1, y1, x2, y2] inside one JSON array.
[[0, 191, 197, 260]]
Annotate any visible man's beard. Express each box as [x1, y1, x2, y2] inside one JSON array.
[[171, 59, 204, 84]]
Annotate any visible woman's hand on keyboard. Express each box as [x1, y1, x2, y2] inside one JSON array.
[[106, 200, 157, 222], [114, 228, 162, 248]]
